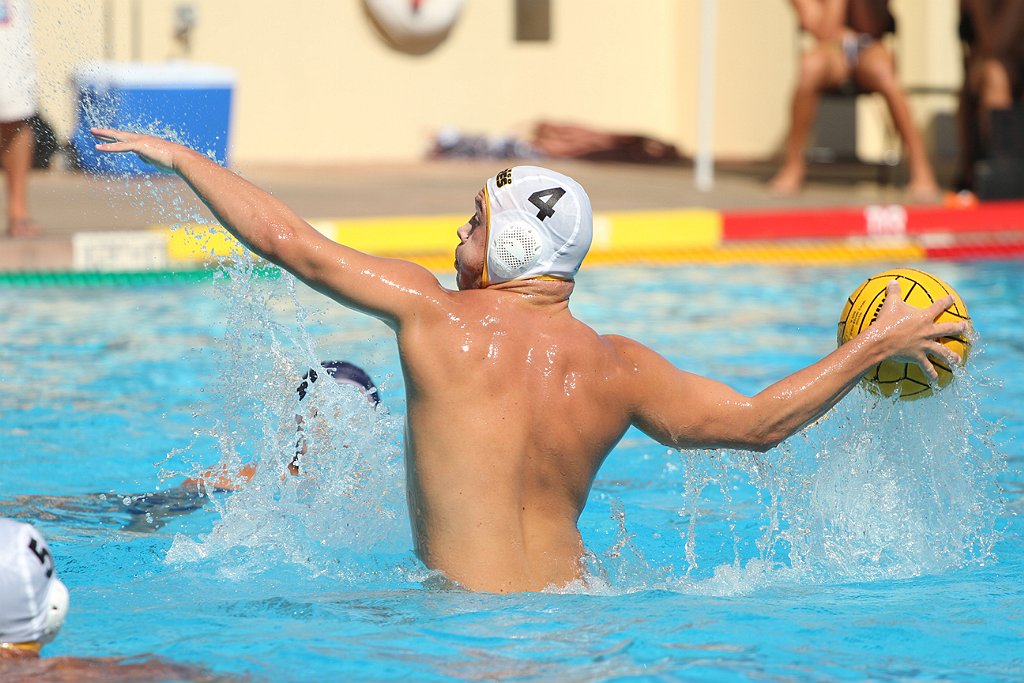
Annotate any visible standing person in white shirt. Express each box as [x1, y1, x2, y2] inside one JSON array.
[[0, 0, 40, 237]]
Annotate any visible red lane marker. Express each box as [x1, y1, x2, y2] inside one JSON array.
[[722, 200, 1024, 241], [925, 241, 1024, 260]]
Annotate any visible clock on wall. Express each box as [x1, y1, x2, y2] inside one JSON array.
[[364, 0, 465, 54]]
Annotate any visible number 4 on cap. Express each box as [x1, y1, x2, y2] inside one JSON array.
[[529, 187, 566, 221]]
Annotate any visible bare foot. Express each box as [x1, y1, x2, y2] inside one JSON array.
[[6, 218, 40, 238], [906, 179, 941, 204], [769, 165, 804, 196]]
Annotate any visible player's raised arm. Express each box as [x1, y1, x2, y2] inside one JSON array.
[[622, 281, 969, 452], [91, 128, 445, 327]]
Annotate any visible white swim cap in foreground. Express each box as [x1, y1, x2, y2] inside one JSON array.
[[483, 166, 593, 285], [0, 518, 69, 646]]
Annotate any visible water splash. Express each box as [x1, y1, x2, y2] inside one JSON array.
[[163, 260, 410, 582], [779, 370, 1005, 581], [709, 369, 1000, 595], [75, 104, 412, 582], [74, 65, 227, 247], [574, 354, 1006, 598]]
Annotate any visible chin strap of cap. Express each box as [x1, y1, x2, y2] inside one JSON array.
[[0, 641, 42, 655]]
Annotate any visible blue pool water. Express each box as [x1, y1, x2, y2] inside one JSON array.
[[1, 261, 1021, 681]]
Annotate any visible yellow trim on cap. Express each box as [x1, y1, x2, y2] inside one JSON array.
[[0, 641, 42, 655], [481, 185, 492, 287]]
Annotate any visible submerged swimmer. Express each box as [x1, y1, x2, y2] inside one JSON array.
[[0, 362, 379, 533], [92, 129, 967, 593], [290, 359, 381, 477], [188, 358, 382, 487]]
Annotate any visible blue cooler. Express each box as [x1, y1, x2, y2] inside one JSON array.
[[70, 61, 235, 175]]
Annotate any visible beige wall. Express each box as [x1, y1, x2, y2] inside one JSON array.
[[32, 0, 962, 165]]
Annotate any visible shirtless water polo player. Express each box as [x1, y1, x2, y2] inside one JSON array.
[[93, 128, 966, 593]]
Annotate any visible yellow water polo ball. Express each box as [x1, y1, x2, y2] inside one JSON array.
[[837, 268, 971, 400]]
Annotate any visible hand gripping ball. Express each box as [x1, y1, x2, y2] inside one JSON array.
[[837, 268, 971, 399]]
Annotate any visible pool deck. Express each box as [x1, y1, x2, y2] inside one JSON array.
[[2, 159, 1024, 273]]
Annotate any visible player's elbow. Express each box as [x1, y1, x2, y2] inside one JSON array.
[[745, 430, 784, 453], [735, 415, 788, 453], [673, 420, 784, 453]]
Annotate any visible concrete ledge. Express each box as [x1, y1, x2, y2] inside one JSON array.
[[0, 237, 73, 271]]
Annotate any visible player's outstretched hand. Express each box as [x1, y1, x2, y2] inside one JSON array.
[[91, 128, 185, 174], [872, 279, 969, 380]]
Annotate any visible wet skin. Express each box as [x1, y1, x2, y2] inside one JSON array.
[[92, 128, 968, 593]]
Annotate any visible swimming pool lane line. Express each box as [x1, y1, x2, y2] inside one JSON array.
[[0, 267, 281, 287]]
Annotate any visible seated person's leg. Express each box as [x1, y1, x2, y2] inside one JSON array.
[[854, 42, 940, 201], [975, 57, 1014, 110], [771, 40, 850, 195], [963, 57, 1014, 166]]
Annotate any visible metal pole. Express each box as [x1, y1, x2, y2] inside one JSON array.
[[132, 0, 141, 61], [695, 0, 717, 192]]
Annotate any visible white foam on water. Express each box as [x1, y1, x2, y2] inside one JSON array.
[[561, 349, 1006, 598], [677, 363, 1004, 596], [163, 263, 410, 582], [783, 370, 1005, 580]]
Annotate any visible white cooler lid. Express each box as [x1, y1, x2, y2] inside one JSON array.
[[73, 61, 236, 89]]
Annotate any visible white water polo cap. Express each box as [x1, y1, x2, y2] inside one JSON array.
[[483, 166, 593, 285], [0, 518, 69, 646]]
